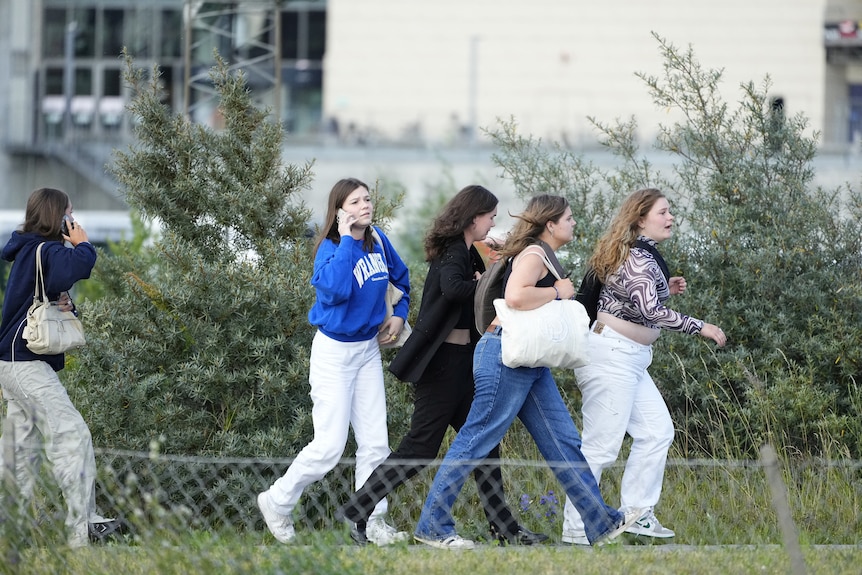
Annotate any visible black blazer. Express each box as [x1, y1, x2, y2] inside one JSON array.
[[389, 241, 484, 383]]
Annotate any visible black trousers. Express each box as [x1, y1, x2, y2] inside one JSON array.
[[338, 342, 519, 537]]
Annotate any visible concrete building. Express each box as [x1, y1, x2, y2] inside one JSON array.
[[1, 0, 861, 221]]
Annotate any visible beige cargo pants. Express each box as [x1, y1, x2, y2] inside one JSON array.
[[0, 360, 97, 547]]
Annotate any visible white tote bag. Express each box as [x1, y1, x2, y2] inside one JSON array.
[[493, 247, 589, 369]]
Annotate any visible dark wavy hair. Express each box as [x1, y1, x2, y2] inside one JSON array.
[[313, 177, 375, 257], [424, 185, 498, 261], [22, 187, 70, 241]]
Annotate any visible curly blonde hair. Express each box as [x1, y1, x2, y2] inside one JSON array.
[[589, 188, 665, 282]]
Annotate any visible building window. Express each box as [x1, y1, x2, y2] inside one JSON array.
[[73, 8, 97, 59], [281, 11, 299, 59], [75, 68, 93, 95], [308, 10, 326, 60], [43, 8, 67, 58], [161, 9, 183, 58], [45, 68, 64, 96], [103, 69, 122, 97], [103, 9, 125, 58]]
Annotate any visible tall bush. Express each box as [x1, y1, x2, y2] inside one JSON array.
[[487, 33, 862, 458]]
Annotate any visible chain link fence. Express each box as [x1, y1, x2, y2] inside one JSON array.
[[2, 415, 861, 574]]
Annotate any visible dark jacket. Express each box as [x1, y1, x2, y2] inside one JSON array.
[[0, 231, 97, 371], [389, 240, 484, 383]]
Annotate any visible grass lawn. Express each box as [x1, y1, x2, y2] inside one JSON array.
[[14, 541, 862, 575]]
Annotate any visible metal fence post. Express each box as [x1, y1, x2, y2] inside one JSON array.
[[760, 443, 807, 575]]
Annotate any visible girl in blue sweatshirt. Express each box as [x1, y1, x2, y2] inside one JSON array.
[[0, 187, 114, 548], [257, 178, 410, 545]]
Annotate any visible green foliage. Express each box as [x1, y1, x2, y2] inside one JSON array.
[[487, 33, 862, 458], [66, 54, 319, 458]]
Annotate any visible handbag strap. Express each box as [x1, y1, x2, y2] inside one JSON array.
[[33, 242, 47, 303], [369, 227, 388, 266], [516, 246, 564, 281]]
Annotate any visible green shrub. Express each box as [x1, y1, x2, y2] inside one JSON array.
[[487, 33, 862, 459], [66, 54, 318, 458]]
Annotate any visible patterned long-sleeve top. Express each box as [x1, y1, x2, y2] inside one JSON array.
[[598, 236, 703, 334]]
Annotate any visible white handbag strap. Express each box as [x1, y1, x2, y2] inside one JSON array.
[[33, 242, 48, 304], [515, 246, 563, 281]]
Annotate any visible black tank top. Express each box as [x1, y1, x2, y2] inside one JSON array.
[[501, 256, 555, 295]]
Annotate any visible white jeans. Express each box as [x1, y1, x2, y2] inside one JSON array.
[[267, 331, 391, 521], [562, 324, 674, 535], [0, 360, 97, 544]]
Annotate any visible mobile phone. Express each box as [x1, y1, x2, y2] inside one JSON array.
[[61, 215, 72, 236], [337, 209, 349, 226]]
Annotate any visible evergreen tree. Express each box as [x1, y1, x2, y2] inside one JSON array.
[[68, 56, 320, 457]]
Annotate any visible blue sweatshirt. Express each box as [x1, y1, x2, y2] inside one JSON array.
[[308, 226, 410, 342], [0, 231, 97, 371]]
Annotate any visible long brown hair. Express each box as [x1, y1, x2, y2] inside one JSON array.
[[498, 195, 569, 259], [424, 185, 498, 261], [589, 188, 666, 282], [22, 187, 69, 241], [313, 177, 374, 257]]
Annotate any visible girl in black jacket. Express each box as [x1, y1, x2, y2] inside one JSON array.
[[336, 185, 546, 546]]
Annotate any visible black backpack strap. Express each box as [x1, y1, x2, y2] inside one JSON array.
[[575, 267, 602, 325]]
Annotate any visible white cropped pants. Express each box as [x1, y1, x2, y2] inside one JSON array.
[[267, 331, 391, 521], [562, 323, 674, 536]]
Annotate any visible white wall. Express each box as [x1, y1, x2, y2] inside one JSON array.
[[325, 0, 826, 147]]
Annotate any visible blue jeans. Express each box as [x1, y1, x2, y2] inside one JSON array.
[[414, 328, 624, 544]]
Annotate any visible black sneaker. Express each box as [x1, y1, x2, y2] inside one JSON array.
[[490, 524, 549, 546], [89, 519, 123, 543], [347, 520, 369, 546]]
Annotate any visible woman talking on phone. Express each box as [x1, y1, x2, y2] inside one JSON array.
[[0, 187, 116, 548], [257, 177, 411, 546]]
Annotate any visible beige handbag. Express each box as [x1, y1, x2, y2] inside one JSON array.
[[370, 228, 412, 349], [381, 281, 412, 349], [22, 243, 86, 355]]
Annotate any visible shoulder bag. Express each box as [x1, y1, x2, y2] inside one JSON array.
[[493, 247, 589, 369], [22, 243, 86, 355], [370, 228, 412, 349]]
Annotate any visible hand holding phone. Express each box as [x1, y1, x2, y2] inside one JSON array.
[[337, 208, 354, 236], [337, 209, 349, 226], [61, 215, 72, 236]]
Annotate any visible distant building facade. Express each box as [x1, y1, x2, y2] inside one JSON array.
[[1, 0, 862, 208]]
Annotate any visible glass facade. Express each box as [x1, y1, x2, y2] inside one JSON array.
[[38, 0, 326, 140]]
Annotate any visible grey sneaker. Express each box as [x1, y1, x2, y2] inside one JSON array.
[[257, 491, 295, 544], [561, 530, 589, 545], [625, 509, 675, 538], [414, 534, 476, 550], [366, 518, 409, 546], [594, 507, 648, 547]]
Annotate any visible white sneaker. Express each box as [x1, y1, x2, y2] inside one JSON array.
[[594, 507, 648, 546], [414, 534, 476, 550], [366, 518, 409, 546], [561, 531, 589, 545], [625, 509, 675, 538], [257, 491, 295, 544]]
